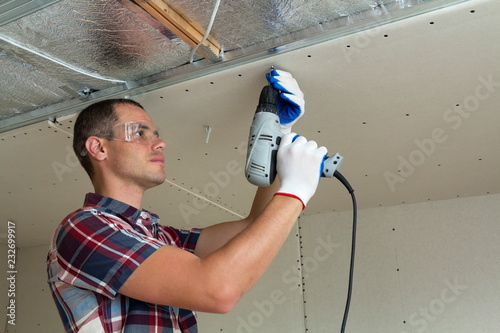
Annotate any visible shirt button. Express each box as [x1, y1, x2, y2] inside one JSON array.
[[140, 212, 148, 219]]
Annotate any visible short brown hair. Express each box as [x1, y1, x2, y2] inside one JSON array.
[[73, 99, 144, 179]]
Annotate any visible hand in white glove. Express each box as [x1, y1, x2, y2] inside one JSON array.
[[266, 69, 305, 134], [275, 133, 327, 209]]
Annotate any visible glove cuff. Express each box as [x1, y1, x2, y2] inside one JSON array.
[[274, 192, 306, 210], [280, 126, 292, 135]]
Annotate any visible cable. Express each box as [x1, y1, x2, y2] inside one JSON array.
[[0, 34, 126, 84], [189, 0, 222, 63], [333, 170, 357, 333]]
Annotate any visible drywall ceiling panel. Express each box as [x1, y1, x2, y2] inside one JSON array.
[[197, 223, 306, 332], [1, 0, 499, 248], [0, 120, 91, 246]]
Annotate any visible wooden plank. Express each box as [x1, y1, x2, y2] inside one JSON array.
[[134, 0, 221, 60]]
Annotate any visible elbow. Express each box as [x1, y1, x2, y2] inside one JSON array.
[[213, 301, 236, 315], [208, 283, 243, 314]]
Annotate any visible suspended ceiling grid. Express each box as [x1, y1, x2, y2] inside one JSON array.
[[1, 0, 500, 247], [0, 0, 468, 131]]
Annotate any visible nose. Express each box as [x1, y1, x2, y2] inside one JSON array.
[[153, 137, 166, 151]]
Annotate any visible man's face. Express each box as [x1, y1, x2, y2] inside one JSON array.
[[105, 103, 166, 190]]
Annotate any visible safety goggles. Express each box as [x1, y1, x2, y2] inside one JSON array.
[[79, 121, 161, 157], [108, 121, 161, 145]]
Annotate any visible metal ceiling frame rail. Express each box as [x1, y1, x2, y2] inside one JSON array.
[[0, 0, 469, 134], [0, 0, 62, 27]]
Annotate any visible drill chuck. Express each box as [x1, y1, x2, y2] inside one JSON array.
[[256, 85, 280, 116]]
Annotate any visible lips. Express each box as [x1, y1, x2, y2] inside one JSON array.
[[150, 155, 165, 165]]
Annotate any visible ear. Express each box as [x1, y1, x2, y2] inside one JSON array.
[[85, 136, 108, 161]]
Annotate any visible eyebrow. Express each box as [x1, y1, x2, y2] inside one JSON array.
[[137, 123, 160, 136]]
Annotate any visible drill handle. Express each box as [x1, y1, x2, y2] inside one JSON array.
[[322, 153, 344, 178]]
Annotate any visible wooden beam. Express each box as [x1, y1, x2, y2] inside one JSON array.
[[134, 0, 222, 61]]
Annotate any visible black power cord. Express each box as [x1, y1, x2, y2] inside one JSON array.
[[333, 171, 357, 333]]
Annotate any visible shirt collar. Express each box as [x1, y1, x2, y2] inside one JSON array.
[[82, 193, 159, 223]]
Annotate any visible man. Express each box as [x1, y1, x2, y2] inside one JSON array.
[[47, 70, 327, 332]]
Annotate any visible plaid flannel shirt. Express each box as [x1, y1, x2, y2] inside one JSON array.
[[47, 193, 202, 332]]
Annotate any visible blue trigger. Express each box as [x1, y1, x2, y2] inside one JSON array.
[[292, 134, 299, 142], [319, 154, 328, 181]]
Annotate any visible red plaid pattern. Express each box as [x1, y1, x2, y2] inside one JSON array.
[[47, 193, 201, 332]]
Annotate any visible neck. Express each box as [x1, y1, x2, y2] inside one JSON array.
[[93, 178, 145, 211]]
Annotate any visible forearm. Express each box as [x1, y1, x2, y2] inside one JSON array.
[[246, 176, 281, 222], [200, 194, 302, 303], [194, 178, 281, 259]]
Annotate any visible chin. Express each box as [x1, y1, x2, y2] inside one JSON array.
[[153, 174, 167, 185]]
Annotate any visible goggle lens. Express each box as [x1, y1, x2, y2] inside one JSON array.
[[123, 121, 160, 144]]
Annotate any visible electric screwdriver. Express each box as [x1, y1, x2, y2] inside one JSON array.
[[245, 77, 357, 333], [245, 83, 344, 187]]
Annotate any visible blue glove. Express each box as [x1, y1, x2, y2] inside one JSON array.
[[266, 69, 305, 134]]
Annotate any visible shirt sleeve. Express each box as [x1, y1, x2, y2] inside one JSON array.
[[54, 209, 165, 299], [160, 225, 203, 254]]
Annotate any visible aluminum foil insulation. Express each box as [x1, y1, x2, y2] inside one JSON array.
[[0, 0, 194, 119], [163, 0, 406, 51], [0, 0, 433, 122]]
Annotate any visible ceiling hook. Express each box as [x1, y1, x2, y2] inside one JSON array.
[[205, 126, 212, 143]]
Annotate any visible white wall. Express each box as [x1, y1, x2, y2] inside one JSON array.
[[2, 193, 499, 332], [298, 193, 500, 333], [3, 244, 63, 333], [1, 244, 8, 332]]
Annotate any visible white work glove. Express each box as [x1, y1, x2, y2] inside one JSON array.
[[275, 133, 327, 209], [266, 69, 305, 134]]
